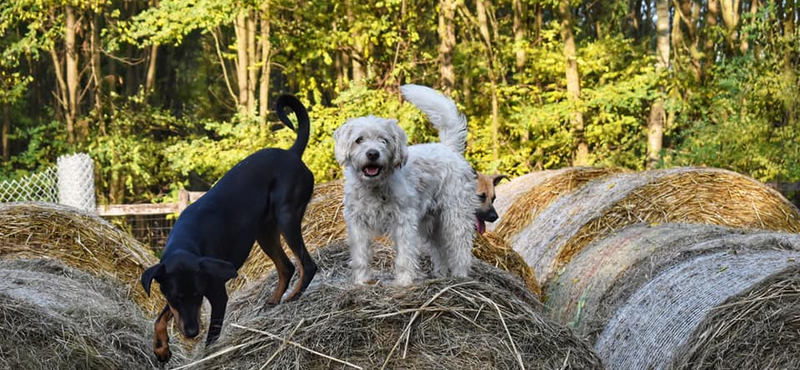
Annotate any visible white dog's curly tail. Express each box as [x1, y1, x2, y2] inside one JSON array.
[[400, 84, 467, 155]]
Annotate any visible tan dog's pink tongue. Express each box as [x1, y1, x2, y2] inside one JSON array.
[[475, 218, 486, 234]]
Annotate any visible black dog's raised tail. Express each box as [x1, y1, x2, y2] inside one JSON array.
[[276, 94, 310, 156]]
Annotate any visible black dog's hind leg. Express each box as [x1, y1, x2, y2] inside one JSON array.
[[257, 220, 296, 305], [279, 206, 317, 302], [205, 284, 228, 346]]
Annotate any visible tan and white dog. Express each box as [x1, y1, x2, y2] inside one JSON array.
[[474, 172, 508, 234]]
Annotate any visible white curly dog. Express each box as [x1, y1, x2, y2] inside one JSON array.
[[333, 84, 478, 285]]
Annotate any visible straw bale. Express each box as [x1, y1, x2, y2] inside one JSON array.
[[493, 167, 623, 238], [670, 263, 800, 370], [190, 242, 603, 370], [0, 258, 188, 369], [509, 167, 800, 285], [0, 202, 163, 316], [594, 248, 800, 370], [545, 223, 791, 340], [473, 231, 541, 296]]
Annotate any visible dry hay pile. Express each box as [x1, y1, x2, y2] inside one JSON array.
[[670, 263, 800, 370], [232, 180, 346, 292], [509, 167, 800, 285], [473, 231, 541, 296], [493, 167, 623, 238], [0, 258, 187, 369], [589, 228, 800, 370], [189, 242, 604, 370], [0, 202, 163, 316]]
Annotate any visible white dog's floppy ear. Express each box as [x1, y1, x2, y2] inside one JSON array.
[[333, 122, 353, 166], [385, 119, 409, 169]]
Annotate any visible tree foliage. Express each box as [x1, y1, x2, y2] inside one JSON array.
[[0, 0, 798, 203]]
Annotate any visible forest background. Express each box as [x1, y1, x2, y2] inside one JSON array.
[[1, 0, 798, 204]]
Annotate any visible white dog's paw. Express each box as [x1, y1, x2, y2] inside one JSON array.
[[353, 269, 373, 285], [392, 272, 416, 286]]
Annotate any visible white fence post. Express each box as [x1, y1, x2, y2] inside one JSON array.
[[57, 153, 96, 212]]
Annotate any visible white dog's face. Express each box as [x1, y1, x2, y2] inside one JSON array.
[[334, 116, 409, 182]]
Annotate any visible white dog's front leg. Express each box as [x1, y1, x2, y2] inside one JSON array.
[[391, 218, 420, 286], [348, 222, 374, 285]]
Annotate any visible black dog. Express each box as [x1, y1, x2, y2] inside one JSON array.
[[141, 95, 318, 362]]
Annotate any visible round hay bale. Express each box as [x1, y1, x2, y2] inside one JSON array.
[[190, 242, 604, 370], [545, 223, 792, 340], [0, 258, 188, 369], [593, 244, 800, 370], [670, 263, 800, 370], [493, 167, 623, 238], [0, 202, 163, 316], [232, 180, 346, 293], [510, 167, 800, 285], [473, 231, 541, 296]]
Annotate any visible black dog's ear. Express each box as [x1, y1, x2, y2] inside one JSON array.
[[492, 174, 509, 186], [198, 258, 238, 281], [141, 264, 166, 296]]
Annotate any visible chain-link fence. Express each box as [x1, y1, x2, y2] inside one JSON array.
[[0, 153, 96, 212]]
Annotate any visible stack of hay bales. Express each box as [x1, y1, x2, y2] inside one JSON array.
[[0, 258, 186, 369], [234, 180, 540, 297], [191, 242, 604, 369], [0, 203, 163, 315], [501, 167, 800, 285]]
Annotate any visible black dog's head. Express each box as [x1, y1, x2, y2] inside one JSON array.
[[141, 251, 237, 340]]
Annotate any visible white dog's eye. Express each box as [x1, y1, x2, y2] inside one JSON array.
[[355, 137, 364, 144], [379, 138, 387, 145]]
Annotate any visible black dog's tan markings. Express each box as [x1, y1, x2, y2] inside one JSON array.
[[141, 95, 318, 362]]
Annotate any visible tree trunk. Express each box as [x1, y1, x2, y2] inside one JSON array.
[[648, 0, 670, 169], [347, 0, 366, 83], [720, 0, 741, 52], [235, 12, 249, 111], [477, 0, 500, 161], [65, 5, 79, 143], [145, 45, 158, 96], [438, 0, 456, 94], [90, 12, 102, 114], [704, 0, 720, 77], [513, 0, 526, 73], [259, 0, 272, 119], [559, 0, 588, 165], [246, 10, 257, 114], [1, 103, 9, 161]]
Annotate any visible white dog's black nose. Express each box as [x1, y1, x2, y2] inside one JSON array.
[[366, 149, 380, 161]]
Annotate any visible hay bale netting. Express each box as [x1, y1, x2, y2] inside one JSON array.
[[509, 167, 800, 285], [492, 167, 623, 237], [473, 231, 541, 296], [195, 242, 604, 370], [0, 258, 188, 369], [232, 181, 347, 292], [0, 202, 163, 316], [545, 223, 786, 340], [591, 233, 800, 370], [670, 263, 800, 370]]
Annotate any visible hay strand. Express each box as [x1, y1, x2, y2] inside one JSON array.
[[473, 231, 541, 296]]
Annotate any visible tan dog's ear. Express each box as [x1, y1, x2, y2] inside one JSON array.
[[385, 119, 409, 169], [492, 174, 509, 186], [333, 122, 354, 166]]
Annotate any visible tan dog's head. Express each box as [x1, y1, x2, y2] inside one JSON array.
[[475, 172, 508, 234]]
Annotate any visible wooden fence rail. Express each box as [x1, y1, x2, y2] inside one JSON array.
[[97, 190, 206, 216]]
